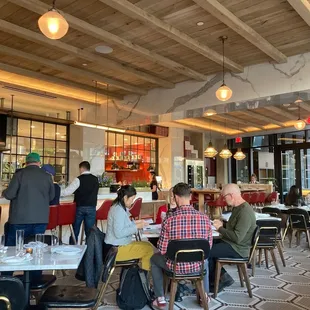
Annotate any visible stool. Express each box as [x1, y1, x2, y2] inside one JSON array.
[[57, 202, 77, 245]]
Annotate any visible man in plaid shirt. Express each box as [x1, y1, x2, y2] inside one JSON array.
[[151, 183, 213, 308]]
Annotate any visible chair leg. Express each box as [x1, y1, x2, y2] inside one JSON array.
[[237, 265, 244, 287], [100, 220, 104, 232], [270, 249, 280, 275], [277, 241, 286, 267], [306, 230, 310, 249], [264, 249, 269, 269], [164, 275, 170, 297], [240, 263, 252, 298], [169, 280, 178, 310], [69, 225, 77, 245], [214, 261, 222, 298], [58, 225, 63, 244], [258, 249, 262, 267], [196, 279, 209, 310], [288, 229, 292, 248], [251, 249, 256, 277]]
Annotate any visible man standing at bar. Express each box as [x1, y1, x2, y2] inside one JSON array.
[[61, 161, 99, 243]]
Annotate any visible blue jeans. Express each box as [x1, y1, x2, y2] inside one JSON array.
[[151, 252, 209, 298], [72, 206, 96, 244], [4, 223, 47, 279]]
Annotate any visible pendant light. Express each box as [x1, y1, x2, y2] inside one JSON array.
[[294, 98, 306, 130], [234, 148, 246, 161], [38, 0, 69, 40], [204, 120, 218, 158], [216, 36, 233, 102], [219, 119, 232, 159]]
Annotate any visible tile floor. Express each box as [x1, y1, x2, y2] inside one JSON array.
[[53, 236, 310, 310]]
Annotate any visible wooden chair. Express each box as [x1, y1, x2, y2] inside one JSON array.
[[164, 239, 210, 310], [255, 220, 284, 273], [287, 208, 310, 248], [214, 226, 260, 298]]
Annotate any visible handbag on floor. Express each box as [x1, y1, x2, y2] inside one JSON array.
[[116, 265, 154, 310]]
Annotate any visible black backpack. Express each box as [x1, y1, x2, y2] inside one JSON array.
[[116, 265, 154, 310]]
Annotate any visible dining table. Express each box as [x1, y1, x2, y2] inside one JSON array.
[[221, 212, 282, 222], [0, 245, 87, 305], [191, 188, 221, 213]]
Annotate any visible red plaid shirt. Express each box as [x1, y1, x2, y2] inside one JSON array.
[[157, 205, 213, 274]]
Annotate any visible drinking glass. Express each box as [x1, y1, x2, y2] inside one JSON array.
[[35, 234, 45, 258], [16, 230, 24, 256], [50, 229, 58, 253], [0, 234, 5, 257]]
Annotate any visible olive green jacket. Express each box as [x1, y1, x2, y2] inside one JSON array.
[[218, 202, 256, 257]]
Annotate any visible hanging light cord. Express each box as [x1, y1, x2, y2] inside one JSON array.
[[106, 84, 109, 127], [52, 0, 56, 8], [222, 37, 225, 85]]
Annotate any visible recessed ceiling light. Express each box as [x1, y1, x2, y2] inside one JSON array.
[[196, 21, 204, 26], [31, 125, 35, 128], [95, 45, 113, 54], [287, 106, 298, 111], [283, 103, 290, 107]]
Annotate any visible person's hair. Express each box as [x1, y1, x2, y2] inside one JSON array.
[[113, 185, 137, 210], [79, 161, 90, 171], [286, 185, 300, 206], [251, 173, 257, 179], [150, 173, 157, 184], [173, 182, 191, 198]]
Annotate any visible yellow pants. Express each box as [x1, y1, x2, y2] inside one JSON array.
[[116, 241, 154, 271]]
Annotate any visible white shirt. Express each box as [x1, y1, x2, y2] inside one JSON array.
[[61, 171, 92, 197]]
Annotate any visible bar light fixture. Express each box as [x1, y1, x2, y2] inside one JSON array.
[[74, 121, 125, 133]]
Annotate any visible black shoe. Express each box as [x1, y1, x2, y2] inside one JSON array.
[[175, 289, 183, 302], [209, 273, 234, 294]]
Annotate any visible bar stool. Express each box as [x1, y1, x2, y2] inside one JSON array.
[[129, 198, 142, 220], [57, 202, 77, 245], [208, 196, 227, 219], [96, 200, 113, 231], [46, 205, 58, 231]]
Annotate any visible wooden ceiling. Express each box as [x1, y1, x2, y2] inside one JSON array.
[[0, 0, 310, 100], [175, 101, 310, 135]]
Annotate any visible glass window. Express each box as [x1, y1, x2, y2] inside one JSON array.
[[18, 119, 30, 137], [31, 138, 43, 155], [45, 123, 56, 140], [17, 137, 30, 154], [31, 121, 43, 138], [44, 140, 56, 156], [151, 151, 156, 163], [277, 132, 305, 144], [151, 139, 156, 151], [56, 125, 67, 141], [56, 141, 67, 157], [138, 137, 144, 150], [5, 136, 17, 154], [145, 138, 151, 151], [43, 157, 56, 165], [17, 155, 26, 169], [56, 158, 67, 174]]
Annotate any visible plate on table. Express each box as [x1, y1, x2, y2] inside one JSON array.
[[53, 246, 82, 256], [2, 255, 33, 265], [256, 213, 270, 218]]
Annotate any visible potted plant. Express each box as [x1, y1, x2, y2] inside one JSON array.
[[98, 172, 113, 194]]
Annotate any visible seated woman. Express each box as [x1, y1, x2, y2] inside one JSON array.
[[285, 185, 305, 207], [104, 185, 154, 272], [155, 187, 177, 224]]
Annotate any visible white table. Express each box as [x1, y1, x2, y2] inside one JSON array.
[[221, 212, 282, 222], [0, 245, 86, 305], [141, 228, 220, 239]]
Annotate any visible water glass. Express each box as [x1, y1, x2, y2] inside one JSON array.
[[51, 229, 58, 253], [16, 230, 24, 255], [35, 234, 45, 259], [0, 234, 5, 257]]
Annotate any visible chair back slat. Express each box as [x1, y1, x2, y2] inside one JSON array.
[[166, 239, 210, 262]]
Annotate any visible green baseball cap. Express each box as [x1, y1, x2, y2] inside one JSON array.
[[26, 152, 41, 163]]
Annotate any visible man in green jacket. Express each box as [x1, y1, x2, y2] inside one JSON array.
[[210, 183, 256, 292]]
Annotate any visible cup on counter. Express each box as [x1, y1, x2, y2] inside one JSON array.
[[16, 230, 24, 256], [0, 234, 5, 257], [35, 234, 45, 259]]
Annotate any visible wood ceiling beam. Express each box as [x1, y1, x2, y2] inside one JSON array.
[[0, 44, 146, 95], [0, 62, 123, 100], [0, 0, 8, 9], [264, 106, 297, 121], [214, 114, 264, 130], [287, 0, 310, 28], [99, 0, 243, 73], [298, 102, 310, 113], [193, 0, 287, 63], [238, 110, 284, 127], [205, 116, 245, 132], [8, 0, 207, 82], [0, 20, 173, 89]]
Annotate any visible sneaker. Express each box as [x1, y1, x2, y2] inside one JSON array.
[[152, 297, 167, 309]]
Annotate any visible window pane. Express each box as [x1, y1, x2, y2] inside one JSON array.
[[151, 139, 156, 151], [151, 151, 156, 163], [44, 140, 56, 156], [145, 138, 151, 151], [31, 138, 43, 155], [18, 119, 30, 137], [7, 118, 17, 136], [56, 158, 67, 175], [56, 125, 67, 141], [56, 141, 67, 157], [31, 121, 43, 138], [17, 137, 30, 154], [5, 136, 17, 154], [45, 123, 56, 140], [17, 155, 26, 169], [43, 157, 56, 165], [124, 135, 130, 160], [144, 150, 150, 163], [138, 137, 144, 150]]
